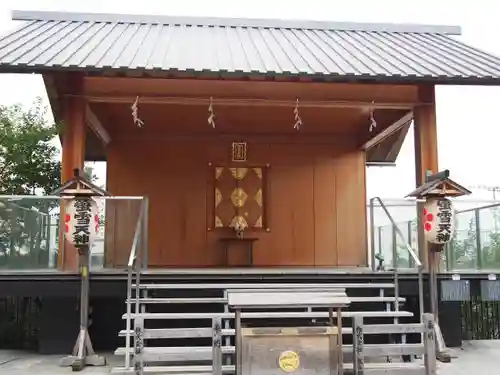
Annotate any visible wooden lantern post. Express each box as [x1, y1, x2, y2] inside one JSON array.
[[53, 168, 109, 371], [406, 169, 471, 362]]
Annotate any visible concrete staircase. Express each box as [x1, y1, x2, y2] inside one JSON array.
[[111, 280, 431, 374]]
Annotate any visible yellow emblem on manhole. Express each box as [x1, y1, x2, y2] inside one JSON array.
[[278, 350, 300, 372]]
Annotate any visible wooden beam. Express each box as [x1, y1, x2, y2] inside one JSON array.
[[82, 77, 422, 107], [361, 111, 413, 150], [111, 132, 355, 143], [385, 122, 411, 161], [414, 87, 438, 186], [61, 95, 86, 185], [86, 104, 111, 145], [42, 73, 62, 123], [59, 73, 86, 271], [414, 85, 439, 269], [85, 95, 416, 110]]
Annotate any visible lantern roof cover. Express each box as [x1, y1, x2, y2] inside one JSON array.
[[405, 170, 472, 198], [51, 168, 110, 196]]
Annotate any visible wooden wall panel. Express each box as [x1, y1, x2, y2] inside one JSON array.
[[313, 159, 338, 266], [105, 136, 368, 268], [104, 199, 141, 267], [104, 142, 144, 267], [335, 149, 368, 266]]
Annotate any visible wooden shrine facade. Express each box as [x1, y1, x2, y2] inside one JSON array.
[[2, 11, 500, 271], [52, 74, 437, 270]]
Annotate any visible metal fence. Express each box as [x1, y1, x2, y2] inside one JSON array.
[[0, 195, 145, 270], [2, 194, 499, 272], [370, 199, 500, 271]]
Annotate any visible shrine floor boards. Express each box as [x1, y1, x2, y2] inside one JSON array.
[[0, 341, 499, 374]]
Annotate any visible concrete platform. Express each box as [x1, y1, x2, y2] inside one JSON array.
[[1, 341, 499, 374]]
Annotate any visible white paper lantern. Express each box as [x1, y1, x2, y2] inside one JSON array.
[[64, 198, 99, 247], [423, 197, 455, 244]]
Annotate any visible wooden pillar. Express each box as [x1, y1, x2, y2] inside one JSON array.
[[58, 74, 86, 270], [414, 85, 439, 269]]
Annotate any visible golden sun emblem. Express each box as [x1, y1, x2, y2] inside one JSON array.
[[278, 350, 300, 372]]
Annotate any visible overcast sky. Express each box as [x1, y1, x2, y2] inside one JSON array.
[[0, 0, 499, 202]]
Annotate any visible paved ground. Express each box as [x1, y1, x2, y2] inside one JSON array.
[[0, 351, 119, 374], [0, 340, 499, 374], [438, 340, 500, 375]]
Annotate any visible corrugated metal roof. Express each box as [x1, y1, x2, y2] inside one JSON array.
[[1, 10, 500, 83]]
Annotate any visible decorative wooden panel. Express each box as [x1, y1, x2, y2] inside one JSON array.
[[232, 142, 247, 162], [213, 167, 266, 230], [106, 136, 367, 268]]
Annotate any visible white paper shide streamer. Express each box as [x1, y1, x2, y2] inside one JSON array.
[[369, 101, 377, 132], [293, 98, 302, 130], [208, 96, 216, 128], [131, 96, 145, 128]]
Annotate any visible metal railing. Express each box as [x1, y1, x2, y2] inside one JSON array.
[[0, 196, 57, 269], [125, 197, 148, 368], [369, 197, 424, 325], [0, 195, 146, 271], [372, 199, 500, 272], [445, 202, 500, 271]]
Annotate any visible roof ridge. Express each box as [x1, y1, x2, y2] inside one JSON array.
[[11, 10, 461, 35]]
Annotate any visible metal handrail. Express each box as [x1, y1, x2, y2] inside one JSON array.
[[455, 201, 500, 214], [367, 198, 500, 205], [370, 200, 500, 232], [371, 197, 421, 268], [127, 205, 144, 269], [125, 200, 146, 368], [0, 195, 145, 200], [370, 197, 424, 327]]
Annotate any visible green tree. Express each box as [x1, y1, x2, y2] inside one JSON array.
[[0, 96, 59, 339], [0, 100, 105, 268], [82, 166, 98, 184], [0, 98, 100, 269], [0, 98, 61, 195], [0, 99, 61, 268]]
